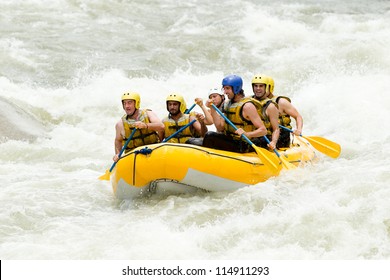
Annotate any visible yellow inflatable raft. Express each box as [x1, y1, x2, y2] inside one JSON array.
[[110, 137, 318, 199]]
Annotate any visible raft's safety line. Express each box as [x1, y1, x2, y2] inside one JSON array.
[[132, 147, 153, 185]]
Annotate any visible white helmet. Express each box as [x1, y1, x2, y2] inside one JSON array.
[[208, 87, 222, 98]]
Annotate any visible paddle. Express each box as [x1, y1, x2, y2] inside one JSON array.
[[162, 119, 196, 143], [184, 103, 196, 114], [98, 128, 137, 181], [211, 104, 281, 173], [262, 135, 296, 170], [279, 125, 341, 158]]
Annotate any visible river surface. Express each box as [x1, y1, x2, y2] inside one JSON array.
[[1, 0, 390, 260]]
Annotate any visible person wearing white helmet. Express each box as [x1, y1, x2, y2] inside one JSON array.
[[194, 86, 225, 126], [113, 92, 164, 162], [206, 86, 225, 110]]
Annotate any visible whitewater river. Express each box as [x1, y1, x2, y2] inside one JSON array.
[[1, 0, 389, 266]]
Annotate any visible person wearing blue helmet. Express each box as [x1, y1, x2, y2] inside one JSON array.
[[202, 75, 267, 153]]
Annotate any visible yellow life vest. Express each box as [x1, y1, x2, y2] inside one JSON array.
[[251, 97, 277, 137], [122, 109, 159, 151], [162, 112, 195, 143], [271, 95, 292, 129], [223, 97, 258, 141]]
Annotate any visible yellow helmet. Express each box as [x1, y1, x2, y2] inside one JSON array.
[[252, 74, 273, 93], [166, 93, 187, 113], [268, 76, 275, 94], [121, 92, 140, 109]]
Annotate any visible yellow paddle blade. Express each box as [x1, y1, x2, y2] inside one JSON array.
[[98, 169, 111, 181], [279, 155, 297, 170], [302, 135, 341, 159], [252, 144, 282, 174]]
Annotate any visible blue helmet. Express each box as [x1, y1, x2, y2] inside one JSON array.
[[222, 75, 243, 95]]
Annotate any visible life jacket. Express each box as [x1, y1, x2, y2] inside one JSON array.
[[162, 112, 196, 143], [271, 95, 292, 129], [251, 97, 278, 138], [121, 109, 159, 151], [223, 97, 258, 141]]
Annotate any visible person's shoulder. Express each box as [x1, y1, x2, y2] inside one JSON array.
[[242, 100, 257, 111], [115, 119, 123, 128], [145, 108, 159, 117], [276, 98, 293, 111], [117, 114, 126, 123], [244, 97, 263, 110], [276, 95, 291, 104]]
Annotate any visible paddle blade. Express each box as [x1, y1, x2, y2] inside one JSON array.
[[252, 144, 282, 174], [98, 169, 111, 181], [279, 155, 297, 170], [302, 136, 341, 158]]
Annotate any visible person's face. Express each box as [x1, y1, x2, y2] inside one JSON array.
[[223, 86, 234, 100], [209, 93, 223, 105], [123, 99, 136, 115], [253, 83, 267, 99], [167, 101, 181, 116]]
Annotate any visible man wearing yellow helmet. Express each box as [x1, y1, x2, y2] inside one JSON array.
[[160, 93, 207, 145], [251, 74, 280, 150], [265, 76, 303, 148], [113, 92, 164, 162]]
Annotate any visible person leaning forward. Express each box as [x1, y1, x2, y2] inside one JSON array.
[[113, 92, 164, 162], [202, 74, 267, 153]]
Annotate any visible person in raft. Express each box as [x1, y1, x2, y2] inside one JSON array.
[[113, 92, 164, 162], [194, 86, 225, 127], [265, 75, 304, 148], [202, 74, 267, 153], [160, 93, 207, 146], [250, 74, 280, 150]]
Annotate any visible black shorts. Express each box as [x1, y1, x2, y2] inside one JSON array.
[[277, 129, 291, 149]]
